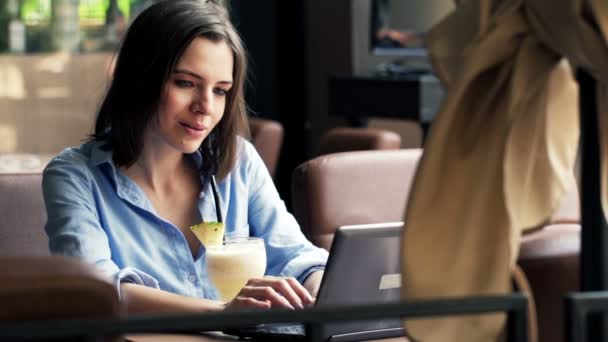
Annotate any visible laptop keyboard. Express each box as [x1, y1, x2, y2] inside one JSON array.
[[223, 322, 306, 341], [255, 323, 306, 335]]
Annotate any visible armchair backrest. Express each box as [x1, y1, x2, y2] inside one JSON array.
[[291, 149, 422, 250], [316, 127, 401, 157], [0, 173, 49, 256], [249, 117, 284, 177]]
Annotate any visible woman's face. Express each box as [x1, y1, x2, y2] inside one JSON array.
[[151, 36, 234, 154]]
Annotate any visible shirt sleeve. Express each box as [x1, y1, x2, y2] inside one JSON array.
[[242, 140, 328, 283], [42, 153, 160, 297]]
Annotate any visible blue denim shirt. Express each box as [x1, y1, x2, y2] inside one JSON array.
[[42, 138, 327, 299]]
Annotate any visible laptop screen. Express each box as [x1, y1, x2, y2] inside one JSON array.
[[310, 222, 406, 341], [317, 222, 404, 306]]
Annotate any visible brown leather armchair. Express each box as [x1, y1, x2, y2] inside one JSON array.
[[0, 173, 122, 340], [0, 173, 49, 256], [516, 179, 580, 342], [316, 127, 401, 157], [291, 149, 422, 250], [518, 223, 580, 342], [291, 149, 538, 341], [249, 117, 284, 177]]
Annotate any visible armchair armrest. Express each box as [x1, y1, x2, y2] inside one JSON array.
[[0, 256, 121, 321]]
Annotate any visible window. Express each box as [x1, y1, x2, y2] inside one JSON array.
[[1, 0, 140, 53]]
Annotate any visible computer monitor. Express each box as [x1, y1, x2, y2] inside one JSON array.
[[369, 0, 454, 73]]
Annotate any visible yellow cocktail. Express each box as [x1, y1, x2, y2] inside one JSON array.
[[205, 237, 266, 301]]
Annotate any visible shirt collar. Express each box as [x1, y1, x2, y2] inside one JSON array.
[[89, 140, 206, 187], [189, 149, 204, 169], [89, 140, 114, 167], [89, 140, 204, 169]]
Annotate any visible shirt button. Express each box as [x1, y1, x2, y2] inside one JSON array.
[[188, 274, 196, 283]]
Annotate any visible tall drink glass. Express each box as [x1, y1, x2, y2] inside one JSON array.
[[206, 237, 266, 302]]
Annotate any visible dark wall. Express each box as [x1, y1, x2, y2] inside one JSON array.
[[230, 1, 357, 209], [230, 0, 310, 209], [304, 0, 353, 150], [229, 1, 278, 120]]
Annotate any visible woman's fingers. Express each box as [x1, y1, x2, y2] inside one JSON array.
[[225, 276, 315, 310], [284, 276, 315, 305], [248, 277, 307, 309], [241, 285, 295, 309], [225, 296, 271, 310]]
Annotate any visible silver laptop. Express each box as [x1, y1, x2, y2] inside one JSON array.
[[225, 222, 406, 342]]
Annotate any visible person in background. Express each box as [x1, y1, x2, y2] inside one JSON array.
[[42, 0, 327, 314], [371, 0, 424, 48], [104, 0, 127, 49]]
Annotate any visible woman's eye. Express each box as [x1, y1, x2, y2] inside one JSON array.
[[175, 80, 194, 87], [214, 88, 229, 96]]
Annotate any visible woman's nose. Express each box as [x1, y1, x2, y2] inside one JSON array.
[[191, 89, 213, 114]]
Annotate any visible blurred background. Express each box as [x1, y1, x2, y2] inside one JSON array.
[[0, 0, 453, 206]]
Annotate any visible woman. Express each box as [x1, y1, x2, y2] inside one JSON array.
[[42, 0, 327, 314]]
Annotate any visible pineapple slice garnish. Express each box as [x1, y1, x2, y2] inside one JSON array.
[[190, 221, 225, 247]]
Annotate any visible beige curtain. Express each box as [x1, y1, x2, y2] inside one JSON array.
[[401, 0, 608, 341]]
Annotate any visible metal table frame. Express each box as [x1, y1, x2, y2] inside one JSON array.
[[0, 294, 528, 342]]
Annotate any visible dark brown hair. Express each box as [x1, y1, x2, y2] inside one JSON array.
[[91, 0, 249, 180]]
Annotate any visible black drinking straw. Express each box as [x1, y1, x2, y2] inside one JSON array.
[[206, 132, 223, 223], [210, 174, 223, 223]]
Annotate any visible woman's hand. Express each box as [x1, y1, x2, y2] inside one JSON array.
[[225, 276, 314, 310]]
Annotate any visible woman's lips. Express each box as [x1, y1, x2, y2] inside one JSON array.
[[180, 122, 207, 137]]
